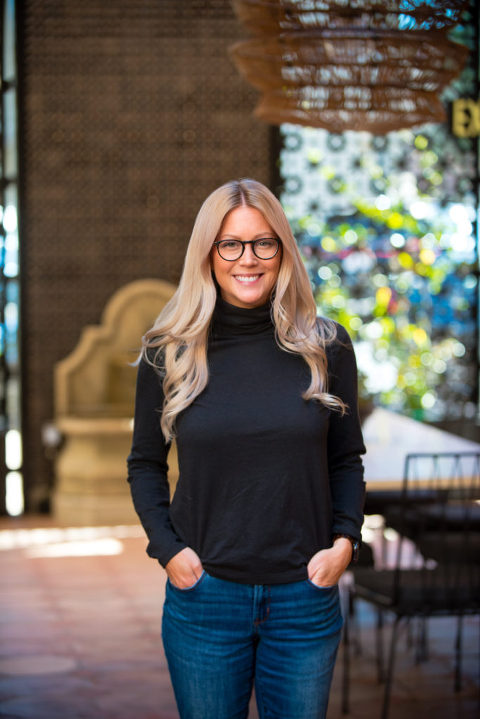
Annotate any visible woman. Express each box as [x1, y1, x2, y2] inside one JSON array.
[[127, 178, 365, 719]]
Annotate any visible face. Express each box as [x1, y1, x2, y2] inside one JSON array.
[[211, 205, 281, 309]]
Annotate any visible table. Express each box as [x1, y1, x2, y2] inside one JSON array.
[[362, 407, 480, 490]]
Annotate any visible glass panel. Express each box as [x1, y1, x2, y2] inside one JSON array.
[[6, 470, 23, 516], [6, 375, 20, 429], [1, 0, 21, 515], [5, 297, 18, 364], [3, 0, 16, 81], [2, 188, 19, 282], [3, 89, 17, 178], [4, 181, 17, 205], [5, 427, 21, 469]]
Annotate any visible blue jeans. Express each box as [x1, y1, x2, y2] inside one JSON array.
[[162, 571, 343, 719]]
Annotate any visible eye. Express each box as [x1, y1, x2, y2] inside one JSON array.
[[220, 240, 241, 249], [256, 238, 277, 248]]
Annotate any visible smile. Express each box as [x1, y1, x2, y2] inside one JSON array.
[[234, 274, 262, 283]]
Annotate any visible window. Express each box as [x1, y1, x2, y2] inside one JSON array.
[[1, 0, 22, 515]]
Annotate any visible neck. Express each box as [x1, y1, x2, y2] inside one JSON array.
[[211, 294, 274, 337]]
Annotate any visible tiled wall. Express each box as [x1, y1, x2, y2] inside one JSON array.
[[20, 0, 272, 510]]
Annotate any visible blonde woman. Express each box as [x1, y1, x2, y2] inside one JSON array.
[[127, 178, 365, 719]]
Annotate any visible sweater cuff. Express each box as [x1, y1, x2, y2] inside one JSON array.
[[146, 536, 188, 568], [331, 523, 362, 545]]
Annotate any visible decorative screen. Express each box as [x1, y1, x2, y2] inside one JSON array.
[[279, 31, 477, 425]]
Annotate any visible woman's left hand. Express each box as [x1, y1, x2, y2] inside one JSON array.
[[307, 537, 353, 587]]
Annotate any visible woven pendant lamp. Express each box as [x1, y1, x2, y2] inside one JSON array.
[[230, 0, 470, 133]]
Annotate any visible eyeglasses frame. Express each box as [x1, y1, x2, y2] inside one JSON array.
[[212, 238, 281, 262]]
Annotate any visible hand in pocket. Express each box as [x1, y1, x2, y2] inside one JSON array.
[[166, 547, 204, 589]]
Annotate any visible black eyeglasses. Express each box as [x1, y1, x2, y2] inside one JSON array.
[[213, 238, 280, 261]]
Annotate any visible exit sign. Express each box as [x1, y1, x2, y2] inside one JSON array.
[[452, 99, 480, 137]]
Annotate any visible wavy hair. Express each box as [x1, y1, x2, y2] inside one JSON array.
[[143, 178, 345, 441]]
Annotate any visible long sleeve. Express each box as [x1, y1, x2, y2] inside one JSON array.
[[126, 357, 187, 566], [326, 323, 366, 542]]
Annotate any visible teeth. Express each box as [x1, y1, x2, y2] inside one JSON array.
[[235, 275, 260, 282]]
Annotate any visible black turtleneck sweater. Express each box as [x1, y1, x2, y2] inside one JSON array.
[[127, 298, 365, 585]]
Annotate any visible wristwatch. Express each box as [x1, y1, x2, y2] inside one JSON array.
[[332, 533, 360, 564]]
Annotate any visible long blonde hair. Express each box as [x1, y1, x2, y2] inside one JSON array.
[[143, 178, 344, 441]]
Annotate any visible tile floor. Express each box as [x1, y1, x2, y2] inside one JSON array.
[[0, 517, 478, 719]]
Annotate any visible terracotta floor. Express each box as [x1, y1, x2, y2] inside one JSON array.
[[0, 517, 478, 719]]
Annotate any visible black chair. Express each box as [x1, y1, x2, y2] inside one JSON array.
[[342, 451, 480, 719], [364, 487, 443, 567]]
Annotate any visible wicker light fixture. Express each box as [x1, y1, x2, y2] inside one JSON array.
[[230, 0, 470, 133]]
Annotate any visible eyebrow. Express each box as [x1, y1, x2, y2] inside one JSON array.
[[218, 232, 278, 240]]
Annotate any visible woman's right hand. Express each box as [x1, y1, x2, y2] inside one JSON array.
[[165, 547, 204, 589]]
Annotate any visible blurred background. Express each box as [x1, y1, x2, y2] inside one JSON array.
[[2, 0, 276, 520], [0, 0, 477, 521], [0, 2, 479, 718], [1, 0, 478, 523]]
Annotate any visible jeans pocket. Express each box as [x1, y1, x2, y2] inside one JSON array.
[[168, 570, 206, 592], [306, 578, 338, 591]]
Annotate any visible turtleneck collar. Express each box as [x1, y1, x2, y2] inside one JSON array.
[[211, 295, 274, 337]]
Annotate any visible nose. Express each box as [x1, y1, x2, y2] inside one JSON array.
[[239, 243, 258, 265]]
